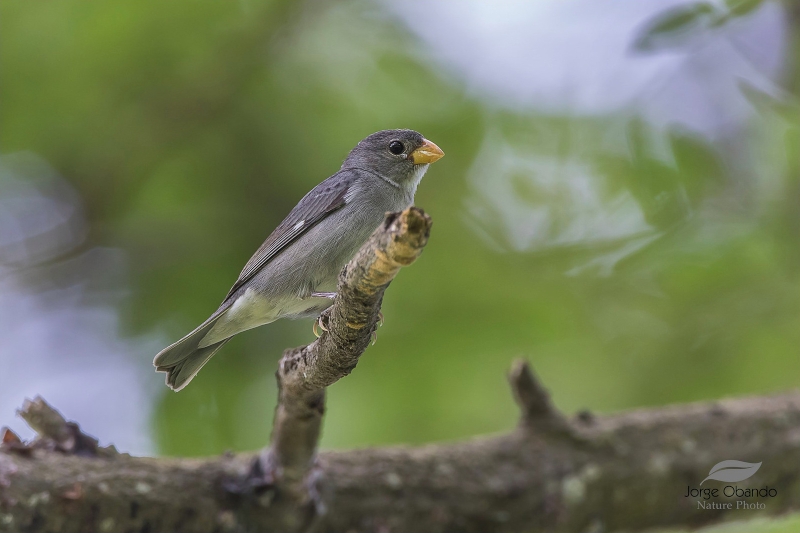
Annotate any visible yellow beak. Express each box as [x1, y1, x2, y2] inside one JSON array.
[[410, 138, 445, 164]]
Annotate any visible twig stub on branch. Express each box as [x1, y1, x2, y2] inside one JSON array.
[[508, 359, 579, 439], [11, 396, 115, 458]]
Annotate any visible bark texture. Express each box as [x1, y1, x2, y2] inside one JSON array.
[[2, 208, 800, 533], [3, 385, 800, 533]]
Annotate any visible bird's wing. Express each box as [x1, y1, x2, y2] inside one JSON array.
[[223, 170, 358, 301]]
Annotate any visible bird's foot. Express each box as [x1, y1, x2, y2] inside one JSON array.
[[312, 317, 326, 338], [313, 309, 331, 338], [378, 310, 384, 327], [370, 330, 378, 346]]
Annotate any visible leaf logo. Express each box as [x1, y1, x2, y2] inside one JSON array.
[[700, 460, 762, 485]]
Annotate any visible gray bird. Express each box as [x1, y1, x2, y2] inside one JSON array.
[[153, 129, 444, 390]]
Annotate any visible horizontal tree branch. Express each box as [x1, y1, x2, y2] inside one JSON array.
[[2, 378, 800, 532]]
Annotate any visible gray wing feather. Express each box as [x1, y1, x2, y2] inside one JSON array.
[[223, 170, 356, 300]]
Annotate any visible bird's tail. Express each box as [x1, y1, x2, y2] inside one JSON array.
[[153, 311, 230, 391]]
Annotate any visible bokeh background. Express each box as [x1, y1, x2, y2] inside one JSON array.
[[2, 0, 799, 530]]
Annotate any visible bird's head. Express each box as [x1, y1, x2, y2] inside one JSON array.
[[342, 129, 444, 187]]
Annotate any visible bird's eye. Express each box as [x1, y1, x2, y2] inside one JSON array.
[[388, 141, 404, 155]]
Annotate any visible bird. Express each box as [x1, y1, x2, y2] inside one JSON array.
[[153, 129, 444, 391]]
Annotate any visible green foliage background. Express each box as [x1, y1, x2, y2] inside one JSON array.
[[2, 1, 799, 530]]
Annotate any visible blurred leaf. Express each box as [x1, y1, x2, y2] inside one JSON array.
[[596, 121, 692, 229], [737, 80, 800, 117], [632, 2, 717, 52], [668, 130, 724, 207], [725, 0, 765, 17]]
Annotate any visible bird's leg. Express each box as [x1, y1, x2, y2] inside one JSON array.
[[308, 291, 335, 337], [311, 292, 337, 299]]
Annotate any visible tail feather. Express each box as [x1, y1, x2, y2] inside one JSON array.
[[156, 339, 230, 391], [154, 310, 230, 391]]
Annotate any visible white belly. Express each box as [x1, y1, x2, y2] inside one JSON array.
[[198, 288, 331, 347]]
